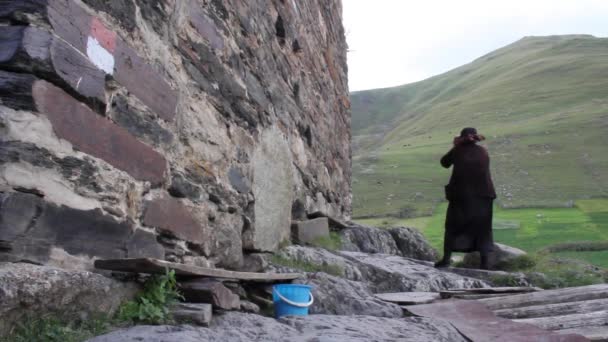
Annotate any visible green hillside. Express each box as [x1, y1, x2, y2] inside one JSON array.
[[351, 35, 608, 218]]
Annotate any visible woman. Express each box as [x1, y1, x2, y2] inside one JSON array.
[[435, 127, 496, 269]]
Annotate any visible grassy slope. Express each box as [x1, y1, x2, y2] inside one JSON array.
[[351, 35, 608, 218]]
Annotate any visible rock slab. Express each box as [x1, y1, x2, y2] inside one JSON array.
[[88, 312, 468, 342]]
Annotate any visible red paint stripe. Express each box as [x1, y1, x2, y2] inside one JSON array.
[[90, 17, 117, 53]]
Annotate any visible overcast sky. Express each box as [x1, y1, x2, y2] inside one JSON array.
[[343, 0, 608, 92]]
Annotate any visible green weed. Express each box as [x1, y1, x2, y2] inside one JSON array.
[[117, 269, 183, 324]]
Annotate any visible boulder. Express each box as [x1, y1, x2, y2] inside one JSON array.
[[294, 272, 403, 318], [291, 217, 329, 245], [462, 243, 527, 270], [339, 224, 400, 255], [0, 262, 139, 335], [388, 226, 438, 261], [88, 312, 468, 342]]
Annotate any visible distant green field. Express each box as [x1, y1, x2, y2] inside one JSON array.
[[355, 199, 608, 268], [351, 35, 608, 218]]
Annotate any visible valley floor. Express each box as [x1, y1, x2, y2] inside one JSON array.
[[355, 198, 608, 269]]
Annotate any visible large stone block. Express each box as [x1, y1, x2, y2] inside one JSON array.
[[291, 217, 330, 245], [32, 78, 167, 184], [143, 195, 205, 244], [179, 279, 240, 310], [0, 192, 155, 266], [245, 126, 294, 252], [0, 0, 178, 121], [114, 39, 178, 122], [0, 26, 106, 108]]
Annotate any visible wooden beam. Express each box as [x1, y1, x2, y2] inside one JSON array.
[[94, 258, 303, 282], [375, 292, 440, 305], [478, 284, 608, 310], [514, 310, 608, 331], [440, 287, 541, 299], [495, 298, 608, 319]]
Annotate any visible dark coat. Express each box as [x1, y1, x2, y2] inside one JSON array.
[[441, 142, 496, 253], [441, 143, 496, 200]]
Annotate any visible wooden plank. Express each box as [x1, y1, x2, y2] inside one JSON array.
[[445, 287, 542, 294], [375, 292, 440, 305], [441, 287, 541, 300], [449, 293, 517, 300], [405, 300, 588, 342], [514, 310, 608, 331], [479, 284, 608, 310], [495, 298, 608, 319], [557, 326, 608, 341], [94, 258, 303, 281]]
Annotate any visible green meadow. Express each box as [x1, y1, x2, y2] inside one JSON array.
[[356, 199, 608, 269]]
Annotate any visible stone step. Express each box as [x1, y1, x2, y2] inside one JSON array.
[[179, 279, 240, 310], [170, 303, 212, 326]]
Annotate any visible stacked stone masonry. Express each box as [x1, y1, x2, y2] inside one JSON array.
[[0, 0, 351, 270]]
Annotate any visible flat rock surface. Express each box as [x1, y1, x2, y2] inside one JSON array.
[[406, 300, 588, 342], [88, 312, 468, 342], [375, 292, 440, 304], [338, 251, 489, 292]]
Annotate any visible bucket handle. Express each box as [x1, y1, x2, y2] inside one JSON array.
[[273, 288, 314, 308]]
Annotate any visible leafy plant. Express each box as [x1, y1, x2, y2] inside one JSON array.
[[117, 268, 183, 324]]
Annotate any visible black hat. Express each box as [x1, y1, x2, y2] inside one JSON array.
[[460, 127, 477, 137]]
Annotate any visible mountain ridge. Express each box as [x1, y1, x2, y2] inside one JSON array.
[[351, 35, 608, 217]]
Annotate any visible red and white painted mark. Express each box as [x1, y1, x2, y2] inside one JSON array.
[[86, 18, 116, 74]]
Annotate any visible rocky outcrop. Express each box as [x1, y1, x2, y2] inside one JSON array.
[[88, 312, 468, 342], [0, 262, 139, 335], [338, 223, 438, 260], [389, 226, 439, 261], [0, 0, 351, 269]]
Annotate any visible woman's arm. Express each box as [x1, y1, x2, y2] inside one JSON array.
[[440, 148, 455, 168]]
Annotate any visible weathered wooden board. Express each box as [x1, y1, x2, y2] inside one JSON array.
[[514, 310, 608, 331], [405, 300, 588, 342], [495, 298, 608, 319], [375, 292, 440, 305], [441, 287, 542, 299], [446, 287, 543, 294], [94, 258, 303, 281], [557, 326, 608, 342], [479, 284, 608, 310], [449, 293, 517, 300]]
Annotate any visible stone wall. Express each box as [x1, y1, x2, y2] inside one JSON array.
[[0, 0, 350, 270]]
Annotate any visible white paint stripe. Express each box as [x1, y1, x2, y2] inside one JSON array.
[[86, 36, 114, 75]]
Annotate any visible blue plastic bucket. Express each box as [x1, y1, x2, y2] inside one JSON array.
[[272, 284, 314, 318]]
